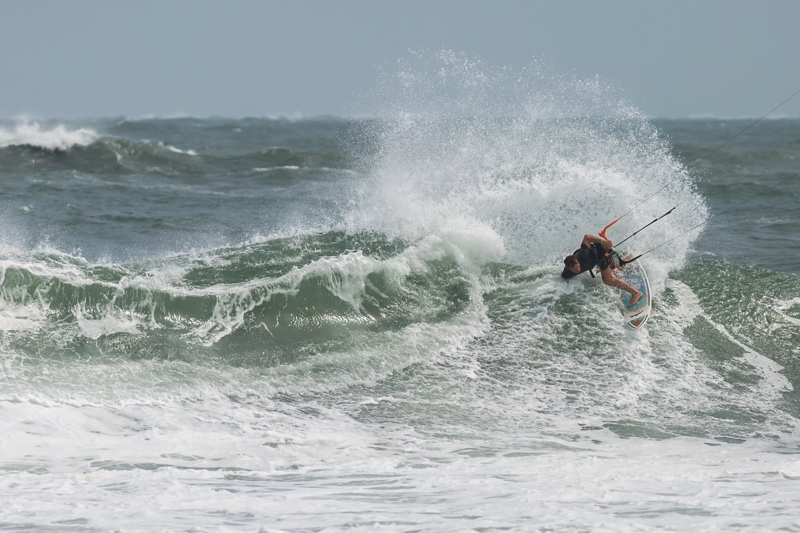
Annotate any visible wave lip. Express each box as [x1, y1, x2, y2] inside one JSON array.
[[0, 121, 98, 151]]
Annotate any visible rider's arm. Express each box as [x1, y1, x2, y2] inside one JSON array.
[[582, 234, 613, 249]]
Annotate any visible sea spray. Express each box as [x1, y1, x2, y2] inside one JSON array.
[[348, 50, 707, 276]]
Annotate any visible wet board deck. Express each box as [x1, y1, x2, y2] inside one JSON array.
[[615, 261, 652, 329]]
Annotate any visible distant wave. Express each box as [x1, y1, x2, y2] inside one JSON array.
[[0, 125, 343, 178], [0, 121, 98, 150], [661, 114, 800, 121]]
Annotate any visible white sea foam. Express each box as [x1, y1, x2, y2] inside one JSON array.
[[76, 311, 142, 339], [0, 304, 44, 333], [253, 165, 301, 171], [776, 297, 800, 327], [0, 121, 98, 150], [1, 394, 799, 531], [162, 142, 197, 156]]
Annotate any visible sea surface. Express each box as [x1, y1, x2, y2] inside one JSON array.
[[1, 56, 799, 532]]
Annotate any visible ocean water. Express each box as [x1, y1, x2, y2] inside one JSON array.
[[1, 55, 799, 532]]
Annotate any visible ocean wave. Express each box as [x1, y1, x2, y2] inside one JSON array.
[[0, 230, 490, 368], [0, 121, 98, 151], [2, 229, 796, 401], [0, 135, 344, 180]]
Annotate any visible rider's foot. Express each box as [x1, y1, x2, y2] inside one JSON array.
[[627, 290, 642, 307]]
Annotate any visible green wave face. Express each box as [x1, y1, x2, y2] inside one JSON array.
[[0, 231, 484, 398]]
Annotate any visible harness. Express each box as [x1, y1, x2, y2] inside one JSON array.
[[587, 243, 621, 278]]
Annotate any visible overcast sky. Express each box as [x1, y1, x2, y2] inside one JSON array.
[[2, 0, 799, 119]]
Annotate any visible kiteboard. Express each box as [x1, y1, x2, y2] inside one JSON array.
[[614, 260, 652, 329]]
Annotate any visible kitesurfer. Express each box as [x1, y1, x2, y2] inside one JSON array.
[[561, 234, 642, 306]]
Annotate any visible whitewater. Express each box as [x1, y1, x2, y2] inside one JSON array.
[[1, 52, 799, 531]]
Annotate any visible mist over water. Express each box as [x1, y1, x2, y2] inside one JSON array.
[[1, 51, 799, 531]]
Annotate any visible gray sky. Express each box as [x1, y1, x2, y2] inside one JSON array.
[[2, 0, 799, 119]]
